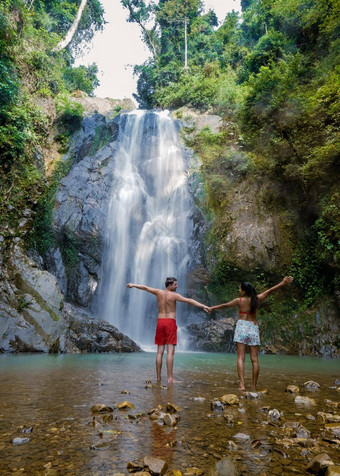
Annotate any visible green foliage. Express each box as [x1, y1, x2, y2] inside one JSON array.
[[0, 0, 103, 249], [32, 156, 75, 258], [55, 92, 84, 134], [62, 63, 99, 95]]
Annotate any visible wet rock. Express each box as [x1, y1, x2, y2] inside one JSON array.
[[306, 453, 334, 474], [20, 426, 33, 433], [324, 424, 340, 437], [172, 470, 182, 476], [91, 404, 114, 413], [162, 413, 180, 427], [268, 409, 281, 420], [286, 385, 300, 393], [12, 437, 30, 445], [245, 392, 260, 399], [295, 396, 316, 406], [207, 456, 240, 476], [192, 397, 206, 403], [220, 394, 239, 406], [307, 414, 316, 420], [184, 468, 204, 476], [295, 425, 311, 439], [127, 460, 144, 473], [318, 412, 340, 423], [211, 400, 224, 411], [223, 413, 234, 426], [304, 381, 320, 391], [186, 318, 235, 352], [324, 400, 339, 409], [63, 303, 143, 353], [121, 390, 130, 394], [166, 402, 181, 413], [233, 433, 250, 441], [117, 401, 134, 410], [326, 466, 340, 476], [143, 455, 168, 475], [149, 410, 166, 422]]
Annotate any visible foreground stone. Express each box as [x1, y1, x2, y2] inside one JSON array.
[[286, 385, 300, 393], [143, 456, 168, 475], [295, 396, 316, 406], [220, 394, 239, 406], [91, 404, 114, 414], [207, 457, 240, 476], [127, 457, 168, 475], [326, 466, 340, 476], [306, 453, 334, 474]]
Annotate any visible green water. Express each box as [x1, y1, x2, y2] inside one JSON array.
[[0, 352, 339, 475]]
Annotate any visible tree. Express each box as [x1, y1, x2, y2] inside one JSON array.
[[53, 0, 88, 51], [121, 0, 161, 61]]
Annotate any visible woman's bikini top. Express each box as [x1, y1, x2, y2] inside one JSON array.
[[239, 298, 257, 318]]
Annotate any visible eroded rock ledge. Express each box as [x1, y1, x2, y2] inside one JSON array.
[[0, 242, 142, 354]]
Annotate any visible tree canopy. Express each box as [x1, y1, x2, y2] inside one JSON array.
[[122, 0, 340, 305]]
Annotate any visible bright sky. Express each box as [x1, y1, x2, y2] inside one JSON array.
[[75, 0, 242, 99]]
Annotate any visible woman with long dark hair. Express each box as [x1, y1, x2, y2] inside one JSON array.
[[208, 276, 293, 391]]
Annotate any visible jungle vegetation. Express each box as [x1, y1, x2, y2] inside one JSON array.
[[0, 0, 339, 315], [0, 0, 104, 247], [122, 0, 340, 309]]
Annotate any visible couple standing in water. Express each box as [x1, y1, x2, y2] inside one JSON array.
[[127, 276, 293, 389]]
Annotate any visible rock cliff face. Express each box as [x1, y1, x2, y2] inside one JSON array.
[[46, 113, 120, 308], [0, 242, 141, 353]]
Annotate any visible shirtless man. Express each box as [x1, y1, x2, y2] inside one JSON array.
[[127, 277, 208, 383]]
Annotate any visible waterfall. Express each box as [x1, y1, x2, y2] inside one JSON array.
[[101, 110, 193, 349]]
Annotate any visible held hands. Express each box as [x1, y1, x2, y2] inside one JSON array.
[[203, 306, 212, 314]]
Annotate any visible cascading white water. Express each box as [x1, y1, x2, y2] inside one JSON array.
[[101, 110, 193, 349]]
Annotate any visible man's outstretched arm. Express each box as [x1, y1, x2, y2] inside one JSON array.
[[175, 293, 209, 311], [126, 283, 159, 296]]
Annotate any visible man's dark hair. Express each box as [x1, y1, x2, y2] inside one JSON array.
[[165, 277, 177, 288]]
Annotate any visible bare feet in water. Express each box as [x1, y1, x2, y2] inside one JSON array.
[[168, 379, 181, 383]]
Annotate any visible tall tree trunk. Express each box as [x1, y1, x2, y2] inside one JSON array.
[[53, 0, 88, 52]]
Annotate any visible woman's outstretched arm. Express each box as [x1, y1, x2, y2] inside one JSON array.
[[209, 298, 240, 311], [257, 276, 293, 302]]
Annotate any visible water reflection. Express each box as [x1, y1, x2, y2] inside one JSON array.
[[0, 352, 339, 475]]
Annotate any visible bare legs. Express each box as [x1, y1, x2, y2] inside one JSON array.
[[156, 344, 176, 383], [156, 345, 165, 382], [249, 345, 259, 390], [236, 343, 259, 390], [236, 343, 246, 390]]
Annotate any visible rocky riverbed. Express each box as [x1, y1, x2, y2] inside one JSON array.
[[0, 352, 339, 475]]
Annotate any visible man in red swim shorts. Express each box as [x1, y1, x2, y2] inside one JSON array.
[[127, 278, 209, 383]]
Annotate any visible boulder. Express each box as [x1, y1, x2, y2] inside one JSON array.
[[186, 318, 235, 352], [286, 385, 300, 393], [207, 457, 240, 476], [143, 456, 168, 475], [295, 396, 316, 406], [306, 454, 334, 474], [220, 394, 239, 406]]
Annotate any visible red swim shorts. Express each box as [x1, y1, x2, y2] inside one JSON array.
[[155, 319, 177, 346]]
